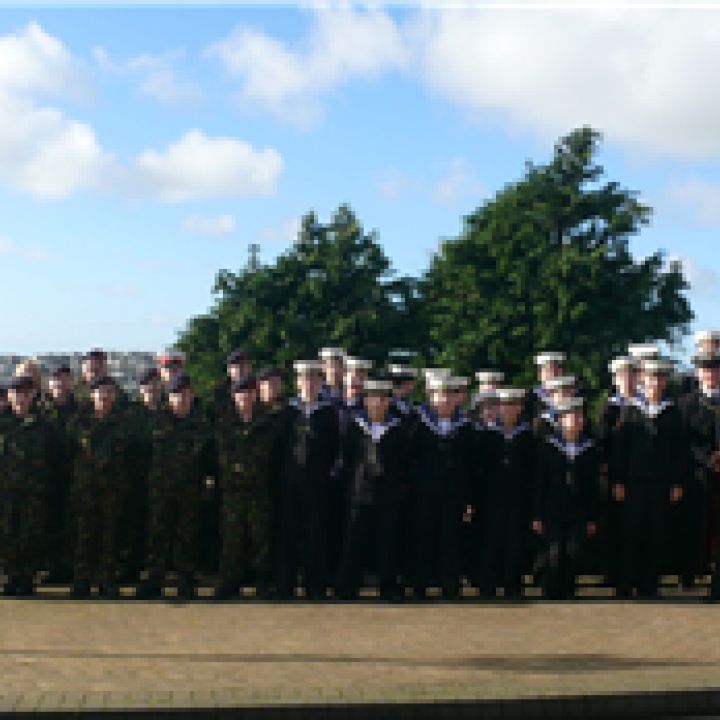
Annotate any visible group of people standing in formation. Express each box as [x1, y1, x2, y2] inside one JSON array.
[[2, 331, 720, 602]]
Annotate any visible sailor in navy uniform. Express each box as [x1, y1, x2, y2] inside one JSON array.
[[411, 375, 474, 600], [318, 347, 346, 405], [678, 351, 720, 592], [387, 362, 420, 588], [598, 356, 639, 588], [532, 397, 600, 600], [326, 356, 373, 589], [627, 343, 660, 402], [524, 352, 566, 423], [615, 358, 685, 598], [276, 361, 339, 600], [533, 375, 576, 443], [471, 371, 504, 423], [678, 332, 720, 396], [336, 379, 406, 601], [476, 388, 535, 598], [387, 363, 418, 421]]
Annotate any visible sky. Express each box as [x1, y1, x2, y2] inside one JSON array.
[[1, 2, 719, 359]]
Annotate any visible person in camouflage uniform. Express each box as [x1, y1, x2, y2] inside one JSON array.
[[0, 380, 10, 423], [215, 375, 278, 599], [75, 349, 129, 413], [119, 367, 163, 584], [139, 372, 216, 600], [68, 375, 131, 598], [40, 364, 79, 583], [0, 375, 50, 596]]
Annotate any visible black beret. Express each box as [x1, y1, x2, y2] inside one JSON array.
[[139, 367, 160, 386], [51, 364, 71, 378], [231, 375, 257, 393], [90, 375, 116, 391], [84, 348, 106, 361], [168, 372, 192, 394], [227, 349, 250, 366], [257, 367, 283, 381], [10, 375, 35, 391]]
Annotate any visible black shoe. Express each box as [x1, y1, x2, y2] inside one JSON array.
[[2, 580, 18, 597], [70, 583, 92, 599], [214, 583, 239, 600], [99, 583, 119, 599], [14, 578, 35, 597], [135, 581, 161, 600], [176, 575, 196, 600]]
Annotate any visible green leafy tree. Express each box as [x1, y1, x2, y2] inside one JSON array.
[[421, 126, 693, 398], [176, 204, 421, 398]]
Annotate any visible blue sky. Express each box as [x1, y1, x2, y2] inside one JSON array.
[[1, 4, 719, 359]]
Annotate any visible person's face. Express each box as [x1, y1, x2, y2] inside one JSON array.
[[551, 387, 573, 405], [434, 389, 454, 418], [140, 381, 161, 408], [540, 362, 564, 385], [394, 379, 415, 399], [560, 411, 584, 442], [9, 388, 31, 416], [298, 374, 320, 402], [698, 339, 719, 355], [478, 381, 496, 393], [169, 388, 193, 415], [699, 367, 720, 390], [345, 370, 366, 400], [259, 377, 280, 403], [50, 374, 71, 401], [324, 359, 343, 388], [83, 358, 104, 383], [614, 368, 636, 397], [482, 402, 498, 423], [228, 362, 251, 382], [92, 384, 115, 415], [643, 372, 666, 402], [233, 388, 256, 415], [160, 365, 182, 385], [499, 402, 522, 428], [365, 394, 390, 420]]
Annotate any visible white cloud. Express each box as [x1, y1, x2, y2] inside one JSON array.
[[0, 237, 15, 254], [414, 7, 720, 161], [182, 213, 237, 236], [668, 179, 720, 226], [431, 156, 485, 206], [669, 254, 720, 297], [260, 215, 302, 245], [130, 130, 282, 202], [204, 7, 409, 126], [0, 23, 107, 200], [377, 167, 422, 201], [24, 247, 50, 262], [95, 45, 202, 108]]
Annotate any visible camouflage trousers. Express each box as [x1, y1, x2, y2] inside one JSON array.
[[219, 486, 272, 586], [0, 489, 46, 579], [146, 480, 201, 578], [70, 475, 126, 586]]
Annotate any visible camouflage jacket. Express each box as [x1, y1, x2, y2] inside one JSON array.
[[0, 412, 50, 494]]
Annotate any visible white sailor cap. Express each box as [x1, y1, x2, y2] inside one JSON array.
[[475, 370, 505, 384], [363, 379, 394, 395], [554, 397, 586, 415], [694, 330, 720, 345], [426, 375, 463, 391], [640, 358, 673, 375], [534, 352, 566, 367], [344, 357, 373, 371], [388, 364, 419, 378], [609, 356, 638, 374], [628, 343, 659, 360], [495, 388, 527, 404], [423, 367, 452, 381], [450, 376, 470, 389], [293, 360, 324, 375], [472, 390, 497, 406], [319, 347, 346, 360], [545, 375, 576, 391]]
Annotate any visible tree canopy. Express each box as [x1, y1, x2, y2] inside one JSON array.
[[176, 126, 693, 402]]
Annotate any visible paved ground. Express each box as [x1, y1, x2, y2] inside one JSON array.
[[2, 580, 720, 712]]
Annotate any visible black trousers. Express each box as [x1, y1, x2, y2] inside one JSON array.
[[336, 500, 400, 598], [542, 519, 586, 600], [276, 475, 327, 598], [618, 483, 669, 596]]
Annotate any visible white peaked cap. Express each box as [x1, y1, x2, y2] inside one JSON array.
[[534, 352, 566, 366], [475, 370, 505, 383]]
